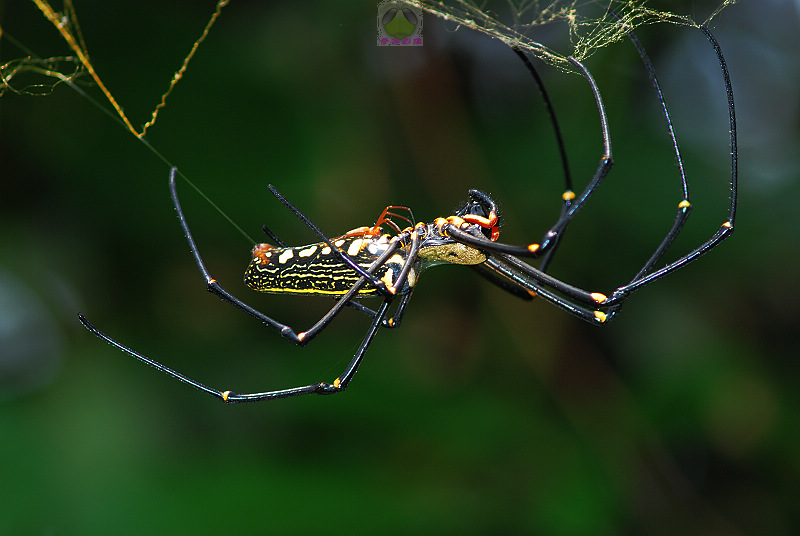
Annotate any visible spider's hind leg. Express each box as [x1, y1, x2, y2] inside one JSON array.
[[345, 291, 415, 328]]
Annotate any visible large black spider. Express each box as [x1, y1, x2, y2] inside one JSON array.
[[79, 24, 737, 403]]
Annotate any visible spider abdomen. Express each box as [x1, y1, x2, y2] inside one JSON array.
[[244, 235, 417, 296]]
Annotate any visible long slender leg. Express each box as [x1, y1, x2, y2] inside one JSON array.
[[478, 257, 605, 323], [344, 292, 414, 328], [533, 56, 614, 256], [617, 25, 691, 282], [77, 298, 394, 403], [467, 48, 578, 299], [603, 25, 737, 310], [482, 254, 608, 323], [444, 54, 614, 260], [461, 25, 736, 323], [165, 171, 301, 343], [511, 46, 574, 273], [165, 166, 399, 346], [261, 224, 288, 247], [78, 172, 426, 402], [470, 262, 536, 301], [76, 230, 425, 403]]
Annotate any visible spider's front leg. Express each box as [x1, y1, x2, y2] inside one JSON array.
[[171, 166, 416, 347], [78, 168, 425, 403], [166, 168, 305, 344], [441, 23, 737, 326]]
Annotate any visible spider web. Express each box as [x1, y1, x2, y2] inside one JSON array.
[[0, 53, 83, 97], [0, 0, 229, 138], [1, 1, 737, 119], [411, 0, 737, 68]]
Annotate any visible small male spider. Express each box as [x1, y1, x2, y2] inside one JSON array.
[[79, 24, 737, 403]]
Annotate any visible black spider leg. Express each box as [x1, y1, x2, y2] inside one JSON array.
[[602, 24, 737, 311], [467, 47, 576, 300], [77, 302, 391, 402], [78, 169, 423, 403], [163, 167, 392, 345], [538, 55, 613, 256], [471, 262, 536, 301], [446, 54, 613, 261], [490, 24, 736, 315], [342, 292, 415, 328], [447, 24, 737, 322], [609, 25, 690, 280], [337, 222, 429, 329], [510, 46, 574, 273], [342, 225, 424, 329], [260, 224, 288, 247], [479, 252, 608, 323], [597, 10, 691, 288]]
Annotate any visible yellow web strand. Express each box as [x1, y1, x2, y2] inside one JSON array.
[[31, 0, 230, 138], [413, 0, 735, 68], [141, 0, 230, 134], [31, 0, 138, 135], [2, 1, 255, 244]]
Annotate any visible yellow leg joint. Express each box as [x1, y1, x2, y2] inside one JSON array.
[[333, 377, 341, 389], [222, 391, 231, 402], [590, 292, 608, 304], [594, 311, 608, 323], [678, 199, 691, 209]]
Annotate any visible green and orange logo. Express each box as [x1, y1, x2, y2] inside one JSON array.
[[377, 1, 423, 46]]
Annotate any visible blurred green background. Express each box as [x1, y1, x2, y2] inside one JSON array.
[[1, 0, 798, 534]]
